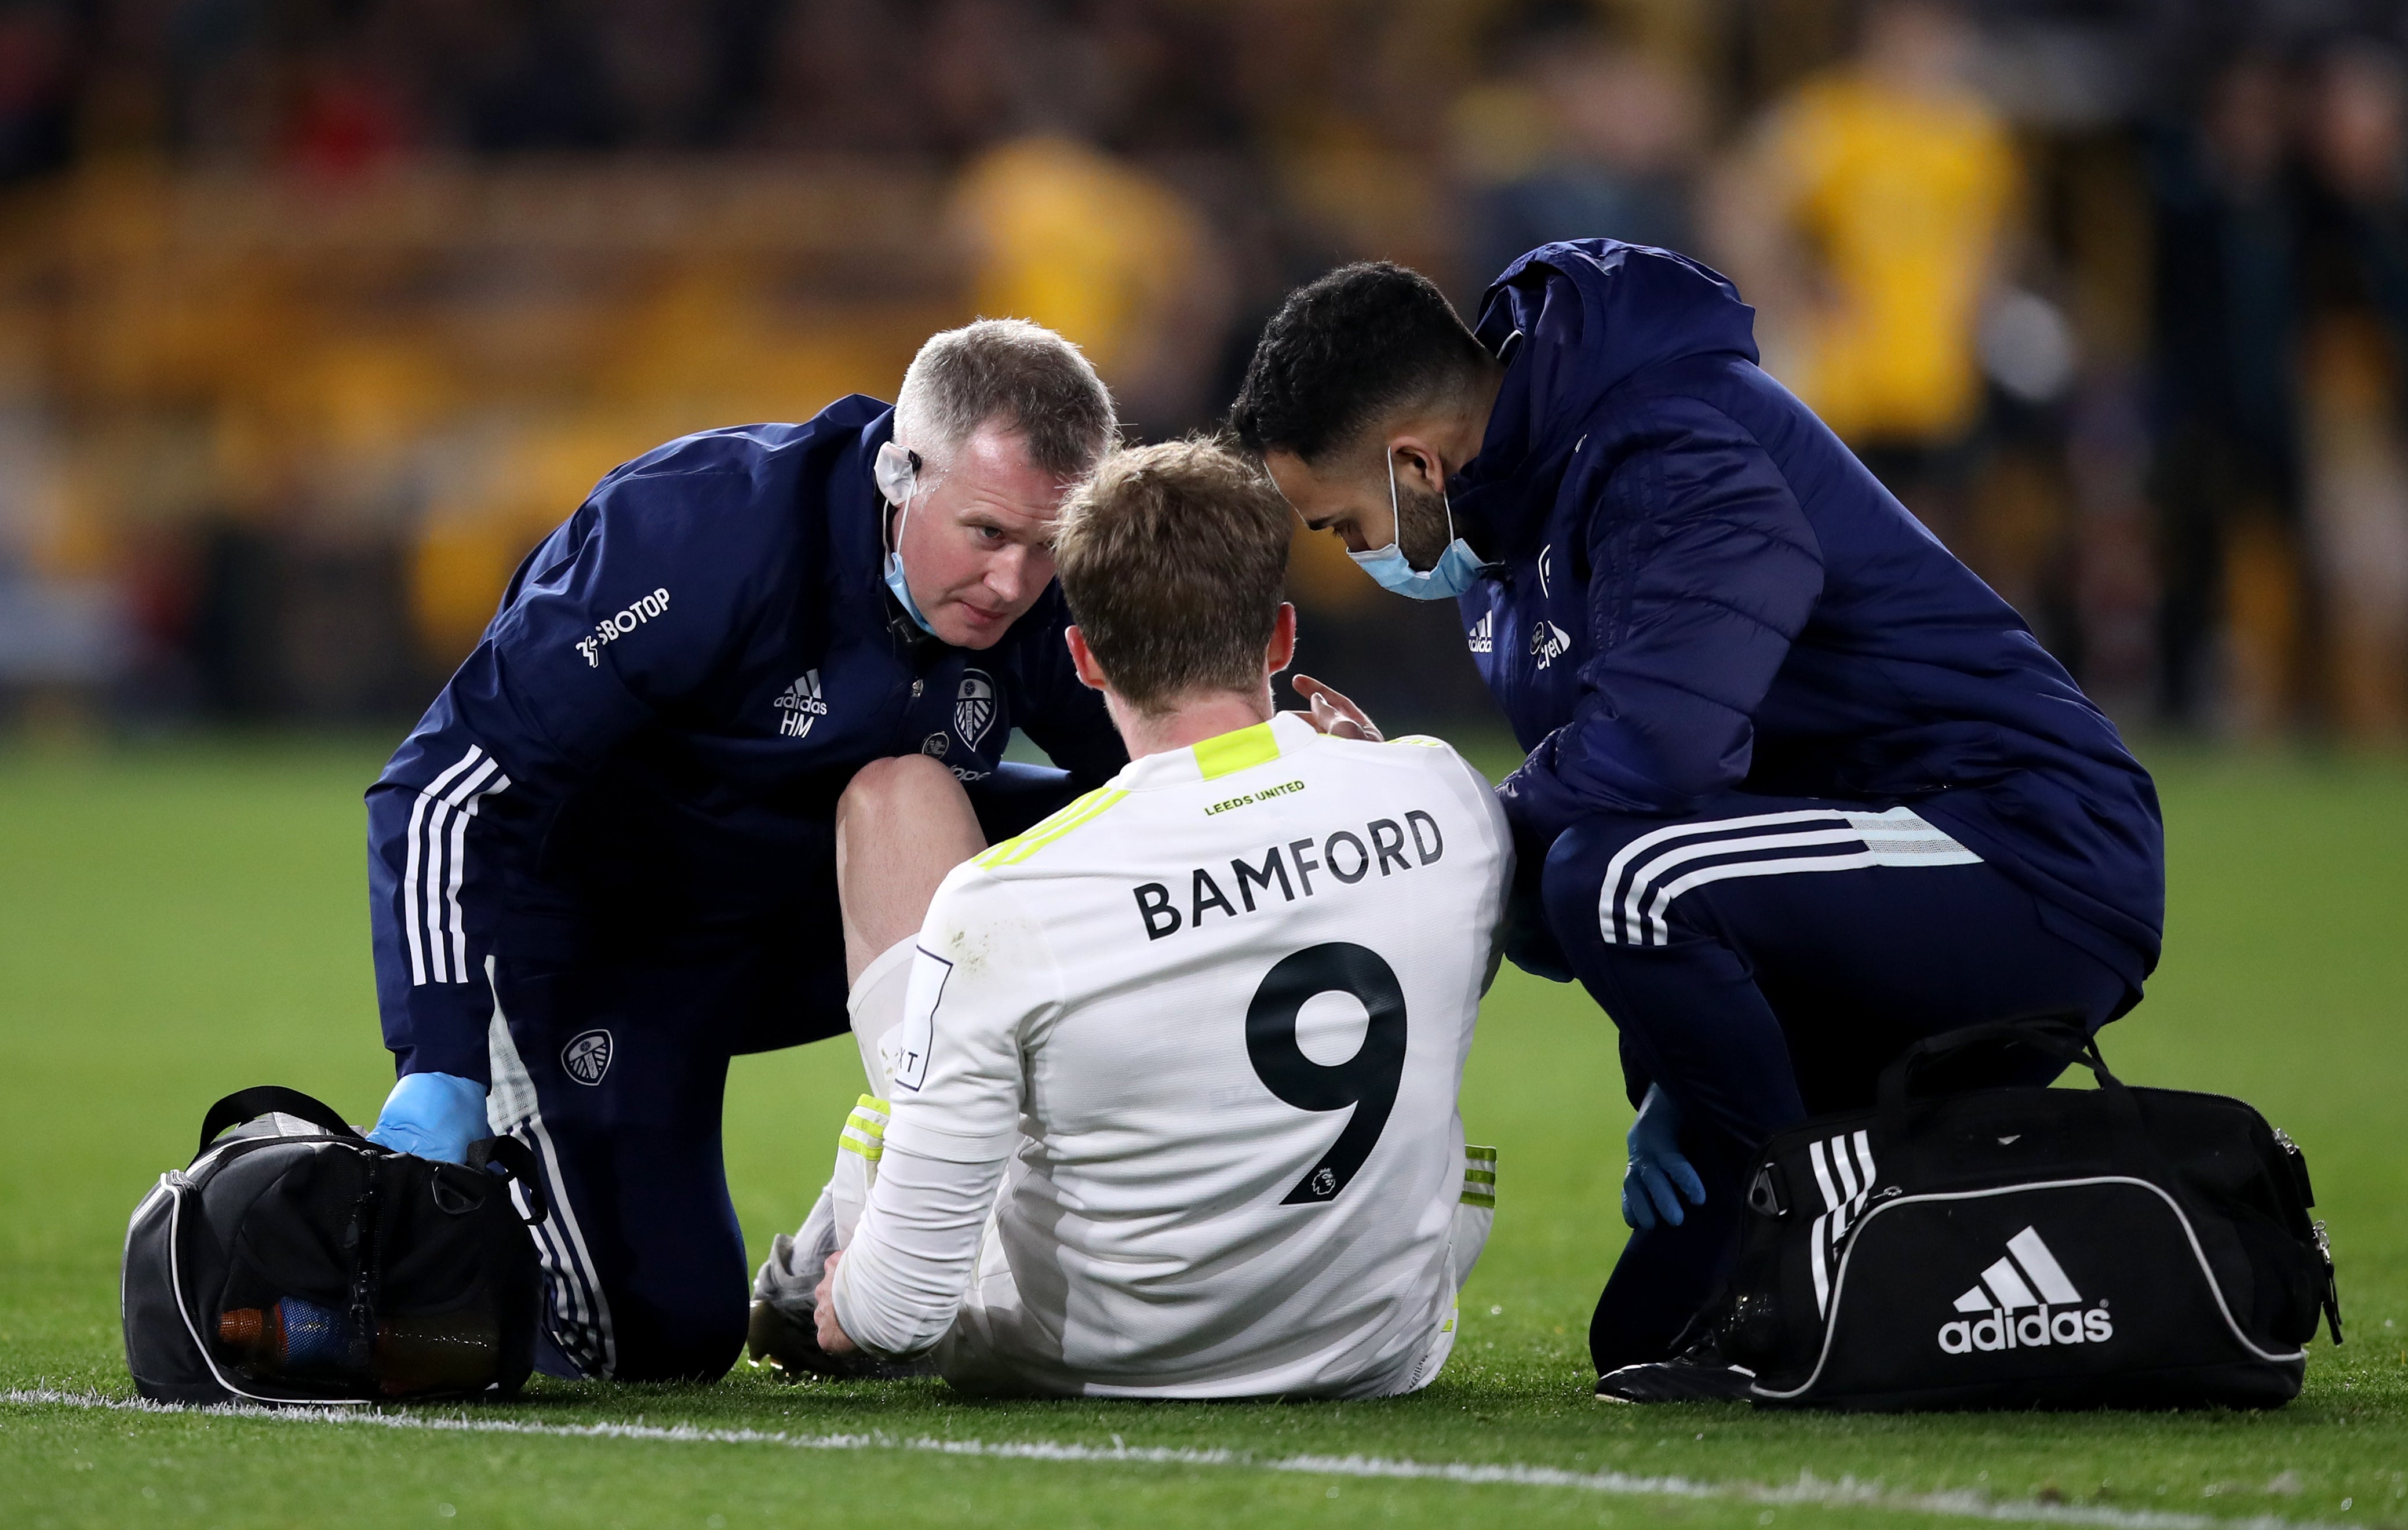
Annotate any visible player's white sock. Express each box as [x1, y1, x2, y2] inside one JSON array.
[[831, 938, 913, 1241], [847, 935, 915, 1099], [755, 939, 916, 1321]]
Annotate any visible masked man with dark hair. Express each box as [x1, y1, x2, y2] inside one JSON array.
[[1229, 242, 2163, 1402]]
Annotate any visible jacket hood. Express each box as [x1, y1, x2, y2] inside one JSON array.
[[1456, 241, 1758, 509]]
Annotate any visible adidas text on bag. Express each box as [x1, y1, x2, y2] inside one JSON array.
[[1935, 1226, 2111, 1354]]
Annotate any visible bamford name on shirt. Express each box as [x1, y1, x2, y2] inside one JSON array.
[[1133, 811, 1446, 941]]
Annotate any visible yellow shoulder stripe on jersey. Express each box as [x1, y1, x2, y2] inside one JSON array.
[[1193, 721, 1281, 780], [972, 785, 1114, 868], [1387, 735, 1447, 749], [975, 785, 1130, 868]]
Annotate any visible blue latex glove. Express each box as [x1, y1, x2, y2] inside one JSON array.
[[365, 1072, 489, 1164], [1622, 1084, 1707, 1230]]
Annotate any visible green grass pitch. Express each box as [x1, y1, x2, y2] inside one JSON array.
[[1, 735, 2402, 1528]]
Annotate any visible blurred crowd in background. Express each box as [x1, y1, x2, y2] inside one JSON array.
[[2, 0, 2407, 744]]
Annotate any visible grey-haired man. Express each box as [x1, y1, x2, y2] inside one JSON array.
[[359, 320, 1127, 1382]]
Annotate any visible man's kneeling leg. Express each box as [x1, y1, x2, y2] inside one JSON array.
[[486, 965, 752, 1382], [1540, 797, 2137, 1382]]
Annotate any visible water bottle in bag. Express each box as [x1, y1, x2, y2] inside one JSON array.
[[219, 1299, 501, 1395]]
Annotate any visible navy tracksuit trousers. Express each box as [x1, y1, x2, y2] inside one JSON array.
[[485, 764, 1080, 1382], [1532, 791, 2140, 1373]]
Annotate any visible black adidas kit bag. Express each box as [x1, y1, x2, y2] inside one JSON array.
[[123, 1087, 547, 1405], [1719, 1020, 2341, 1410]]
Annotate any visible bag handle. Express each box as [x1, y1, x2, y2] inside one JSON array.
[[467, 1135, 551, 1225], [197, 1085, 363, 1157], [1875, 1014, 2120, 1126]]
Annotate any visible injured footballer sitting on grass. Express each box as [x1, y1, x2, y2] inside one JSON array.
[[746, 439, 1515, 1398]]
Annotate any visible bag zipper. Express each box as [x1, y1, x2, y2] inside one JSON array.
[[2312, 1219, 2344, 1345], [2273, 1127, 2341, 1345]]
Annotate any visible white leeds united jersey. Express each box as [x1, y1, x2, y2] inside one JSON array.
[[884, 711, 1511, 1398]]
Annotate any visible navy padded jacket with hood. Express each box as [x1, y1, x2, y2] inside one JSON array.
[[1456, 242, 2163, 983]]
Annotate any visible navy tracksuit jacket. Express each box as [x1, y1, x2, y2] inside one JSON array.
[[1444, 242, 2166, 1367], [365, 396, 1124, 1379]]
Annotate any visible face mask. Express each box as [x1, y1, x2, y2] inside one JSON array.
[[874, 440, 939, 636], [1350, 452, 1489, 600]]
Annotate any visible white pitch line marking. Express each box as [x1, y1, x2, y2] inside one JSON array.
[[0, 1389, 2344, 1530]]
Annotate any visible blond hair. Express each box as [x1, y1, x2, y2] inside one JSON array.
[[1054, 439, 1292, 714]]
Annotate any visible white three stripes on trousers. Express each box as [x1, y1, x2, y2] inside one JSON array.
[[402, 745, 512, 986], [485, 960, 618, 1378], [1598, 807, 1981, 948]]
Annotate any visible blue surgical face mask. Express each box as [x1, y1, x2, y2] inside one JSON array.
[[1350, 452, 1488, 600], [874, 440, 940, 636]]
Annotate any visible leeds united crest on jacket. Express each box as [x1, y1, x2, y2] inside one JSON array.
[[955, 670, 996, 748]]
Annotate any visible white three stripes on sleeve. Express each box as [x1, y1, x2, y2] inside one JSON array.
[[401, 744, 512, 986]]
